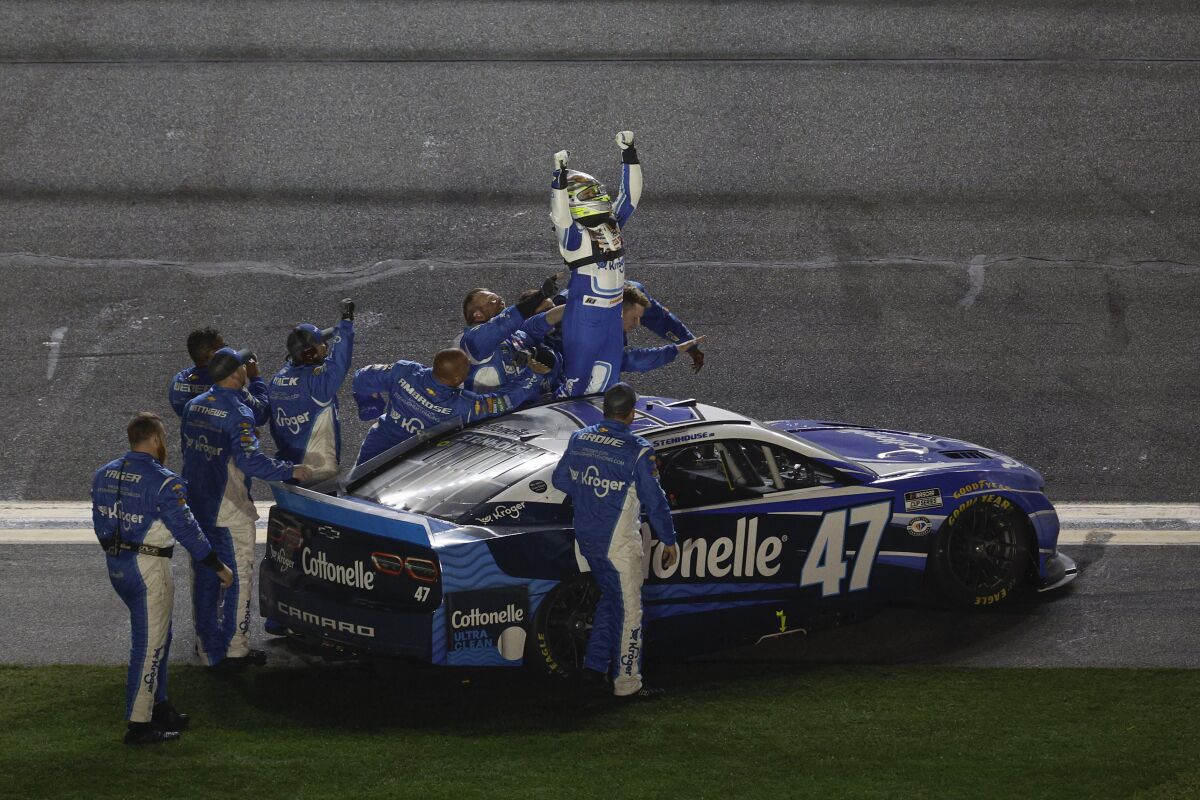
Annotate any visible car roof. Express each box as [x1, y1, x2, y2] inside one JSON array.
[[469, 395, 755, 456]]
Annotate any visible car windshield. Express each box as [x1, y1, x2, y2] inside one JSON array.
[[348, 428, 559, 522]]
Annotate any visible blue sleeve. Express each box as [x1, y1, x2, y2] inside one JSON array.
[[628, 281, 696, 344], [461, 372, 539, 423], [155, 476, 214, 562], [228, 408, 294, 481], [167, 375, 187, 418], [91, 470, 111, 544], [634, 446, 676, 545], [244, 377, 271, 426], [460, 306, 525, 361], [310, 320, 355, 402], [621, 344, 678, 374], [352, 363, 395, 421], [519, 311, 554, 342], [614, 161, 639, 227], [551, 450, 573, 495]]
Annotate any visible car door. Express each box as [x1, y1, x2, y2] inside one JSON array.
[[646, 436, 896, 650]]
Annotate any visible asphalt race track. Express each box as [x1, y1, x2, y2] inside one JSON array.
[[1, 3, 1198, 669], [2, 504, 1198, 667]]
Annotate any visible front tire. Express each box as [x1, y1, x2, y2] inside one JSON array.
[[526, 575, 599, 677], [930, 494, 1033, 608]]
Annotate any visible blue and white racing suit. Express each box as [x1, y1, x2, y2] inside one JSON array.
[[454, 309, 557, 392], [551, 156, 643, 396], [91, 451, 223, 722], [169, 364, 270, 426], [543, 321, 678, 377], [551, 419, 676, 695], [181, 386, 294, 665], [351, 360, 541, 466], [267, 319, 354, 483]]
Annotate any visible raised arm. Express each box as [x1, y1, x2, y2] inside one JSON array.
[[613, 131, 643, 227], [310, 315, 356, 403]]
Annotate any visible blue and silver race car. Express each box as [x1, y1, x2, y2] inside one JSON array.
[[259, 396, 1077, 673]]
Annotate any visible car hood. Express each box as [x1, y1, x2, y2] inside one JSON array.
[[767, 419, 1041, 481]]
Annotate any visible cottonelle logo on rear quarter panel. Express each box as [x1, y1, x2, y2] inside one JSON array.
[[265, 508, 441, 610]]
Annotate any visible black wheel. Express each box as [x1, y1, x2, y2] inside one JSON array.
[[526, 575, 600, 677], [930, 493, 1033, 608]]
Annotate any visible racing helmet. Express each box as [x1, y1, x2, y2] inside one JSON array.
[[286, 323, 335, 363], [565, 170, 612, 221]]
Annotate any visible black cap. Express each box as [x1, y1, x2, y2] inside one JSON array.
[[286, 323, 336, 362], [208, 347, 253, 383], [603, 382, 638, 418]]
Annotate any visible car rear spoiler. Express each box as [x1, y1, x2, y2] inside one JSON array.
[[269, 481, 437, 548]]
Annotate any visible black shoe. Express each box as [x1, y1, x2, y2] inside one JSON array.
[[222, 649, 269, 668], [152, 701, 190, 732], [264, 619, 289, 636], [617, 685, 667, 700], [579, 668, 609, 687], [124, 723, 181, 745]]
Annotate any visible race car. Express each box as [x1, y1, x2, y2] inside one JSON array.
[[259, 396, 1076, 673]]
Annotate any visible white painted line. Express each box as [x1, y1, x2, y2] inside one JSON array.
[[1056, 530, 1200, 546], [3, 502, 1200, 546], [0, 529, 271, 545]]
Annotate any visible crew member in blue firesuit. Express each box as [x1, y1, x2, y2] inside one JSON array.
[[455, 279, 564, 392], [624, 280, 706, 373], [550, 131, 642, 396], [268, 299, 356, 485], [543, 284, 706, 380], [168, 327, 269, 425], [181, 347, 310, 668], [551, 383, 679, 698], [351, 348, 543, 467], [547, 280, 707, 374], [92, 412, 233, 745]]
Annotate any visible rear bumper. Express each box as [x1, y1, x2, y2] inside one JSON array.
[[260, 563, 434, 659], [1037, 551, 1079, 592]]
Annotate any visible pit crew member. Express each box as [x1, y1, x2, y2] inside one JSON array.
[[181, 347, 311, 668], [92, 412, 233, 745], [352, 348, 542, 466], [168, 327, 270, 425], [268, 299, 356, 485], [455, 280, 564, 392], [625, 279, 705, 373], [551, 383, 679, 698]]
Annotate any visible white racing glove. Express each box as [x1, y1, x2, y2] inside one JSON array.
[[553, 150, 570, 170], [615, 131, 635, 150]]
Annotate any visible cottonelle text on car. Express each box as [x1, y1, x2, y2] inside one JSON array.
[[259, 396, 1077, 674]]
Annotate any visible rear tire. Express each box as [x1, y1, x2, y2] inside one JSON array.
[[525, 575, 600, 677], [930, 494, 1033, 608]]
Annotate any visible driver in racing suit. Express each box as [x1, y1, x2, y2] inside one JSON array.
[[551, 383, 679, 698], [267, 300, 356, 485], [351, 348, 542, 467], [92, 412, 233, 745], [550, 131, 642, 396], [181, 347, 311, 668]]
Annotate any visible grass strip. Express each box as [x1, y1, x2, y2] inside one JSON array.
[[0, 662, 1197, 800]]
